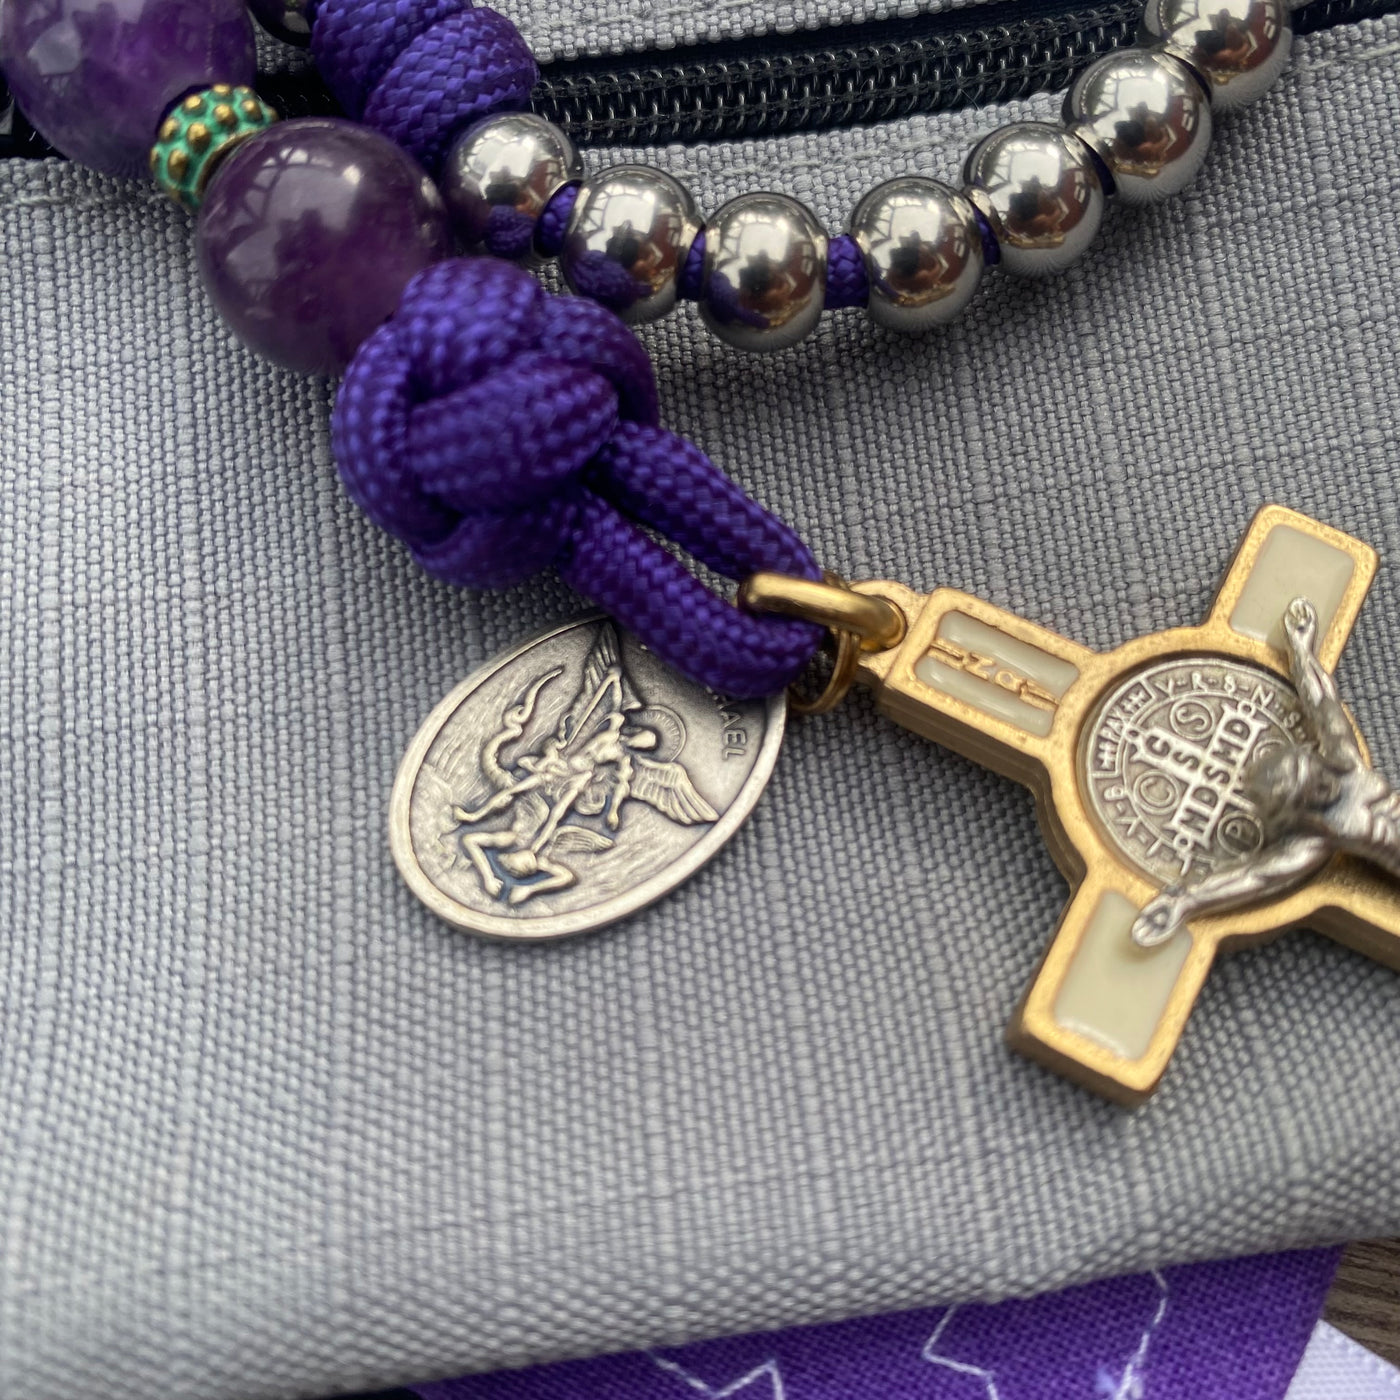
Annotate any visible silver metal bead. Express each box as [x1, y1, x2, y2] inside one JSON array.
[[441, 113, 584, 254], [848, 178, 984, 331], [1065, 50, 1213, 206], [560, 165, 702, 324], [1143, 0, 1292, 110], [699, 193, 828, 352], [963, 122, 1106, 278]]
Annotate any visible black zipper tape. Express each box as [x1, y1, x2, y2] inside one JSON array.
[[2, 0, 1395, 159], [538, 0, 1400, 144]]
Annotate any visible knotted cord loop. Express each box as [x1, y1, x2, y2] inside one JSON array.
[[312, 0, 537, 174], [333, 258, 824, 697]]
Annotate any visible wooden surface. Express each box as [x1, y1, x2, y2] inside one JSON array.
[[1327, 1239, 1400, 1365]]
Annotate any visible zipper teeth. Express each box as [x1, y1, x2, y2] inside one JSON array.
[[535, 1, 1141, 146], [532, 0, 1397, 147], [1, 0, 1394, 160]]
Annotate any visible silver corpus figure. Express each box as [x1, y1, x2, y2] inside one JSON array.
[[1132, 597, 1400, 947]]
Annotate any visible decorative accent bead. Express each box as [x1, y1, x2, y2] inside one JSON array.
[[700, 193, 829, 352], [248, 0, 315, 46], [0, 0, 256, 178], [1143, 0, 1292, 110], [151, 85, 277, 213], [561, 166, 703, 325], [849, 177, 984, 330], [441, 113, 584, 258], [196, 118, 451, 376], [963, 123, 1106, 278]]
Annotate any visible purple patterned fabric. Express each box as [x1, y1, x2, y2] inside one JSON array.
[[413, 1249, 1341, 1400], [333, 258, 822, 697]]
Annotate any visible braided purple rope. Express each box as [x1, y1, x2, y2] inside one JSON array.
[[535, 182, 580, 258], [824, 234, 869, 310], [334, 259, 822, 696], [679, 234, 706, 302], [972, 205, 1002, 268], [312, 0, 536, 174]]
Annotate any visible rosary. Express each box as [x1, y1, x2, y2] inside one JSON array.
[[6, 0, 1398, 1104]]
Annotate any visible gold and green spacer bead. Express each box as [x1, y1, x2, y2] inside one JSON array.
[[149, 84, 278, 213]]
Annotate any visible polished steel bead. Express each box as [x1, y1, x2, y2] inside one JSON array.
[[441, 113, 584, 253], [1143, 0, 1292, 110], [1065, 50, 1212, 205], [561, 165, 702, 324], [963, 122, 1105, 278], [700, 193, 828, 352], [849, 177, 983, 330]]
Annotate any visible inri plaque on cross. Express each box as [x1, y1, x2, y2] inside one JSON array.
[[853, 506, 1400, 1104]]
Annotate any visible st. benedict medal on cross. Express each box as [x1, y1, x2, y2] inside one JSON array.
[[400, 503, 1400, 1106], [832, 505, 1400, 1104]]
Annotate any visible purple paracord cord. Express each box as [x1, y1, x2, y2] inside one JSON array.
[[311, 0, 873, 306], [824, 235, 870, 309], [315, 0, 829, 695], [334, 259, 824, 697], [312, 0, 537, 175], [535, 182, 579, 257], [541, 190, 867, 306]]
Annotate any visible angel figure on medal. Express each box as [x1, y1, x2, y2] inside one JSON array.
[[1133, 597, 1400, 946], [445, 624, 719, 907]]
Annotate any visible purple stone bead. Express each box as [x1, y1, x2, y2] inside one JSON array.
[[196, 118, 451, 376], [0, 0, 256, 178]]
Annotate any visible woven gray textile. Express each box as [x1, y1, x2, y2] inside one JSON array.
[[492, 0, 971, 61], [3, 16, 1400, 1399]]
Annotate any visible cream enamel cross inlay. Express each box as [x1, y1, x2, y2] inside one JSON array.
[[851, 506, 1400, 1104]]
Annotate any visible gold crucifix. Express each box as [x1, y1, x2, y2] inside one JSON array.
[[766, 506, 1400, 1104]]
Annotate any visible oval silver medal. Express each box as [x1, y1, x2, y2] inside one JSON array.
[[391, 616, 786, 939]]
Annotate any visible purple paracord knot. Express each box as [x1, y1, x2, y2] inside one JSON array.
[[333, 259, 823, 697], [311, 0, 537, 174]]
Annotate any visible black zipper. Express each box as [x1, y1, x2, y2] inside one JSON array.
[[2, 0, 1395, 159]]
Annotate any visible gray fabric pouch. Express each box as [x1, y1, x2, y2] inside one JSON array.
[[2, 9, 1400, 1398]]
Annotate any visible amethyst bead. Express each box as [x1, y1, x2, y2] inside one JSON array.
[[196, 118, 451, 376], [0, 0, 256, 178]]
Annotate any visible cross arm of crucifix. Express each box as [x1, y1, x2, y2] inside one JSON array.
[[850, 505, 1399, 1103]]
